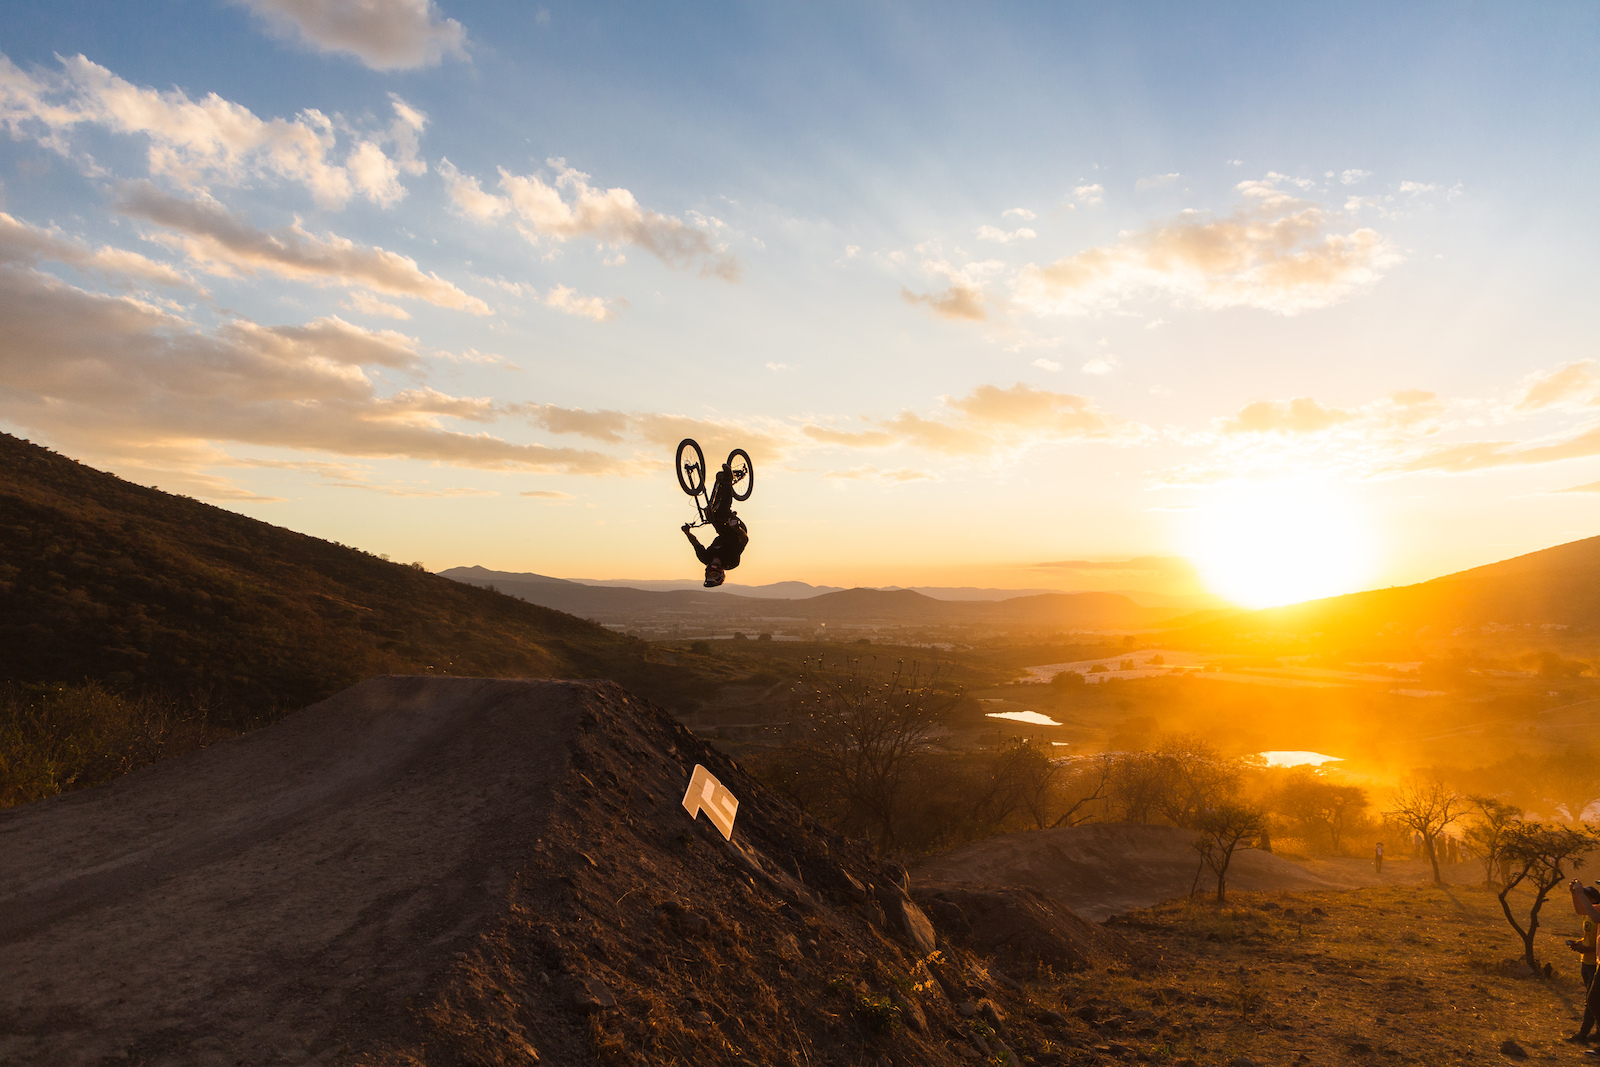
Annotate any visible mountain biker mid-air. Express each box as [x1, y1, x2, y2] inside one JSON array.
[[682, 464, 748, 588]]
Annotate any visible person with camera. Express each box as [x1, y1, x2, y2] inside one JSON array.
[[1566, 880, 1600, 1043]]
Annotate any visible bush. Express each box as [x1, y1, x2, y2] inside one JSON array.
[[0, 682, 223, 808]]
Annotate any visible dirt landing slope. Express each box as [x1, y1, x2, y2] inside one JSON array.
[[1, 676, 1124, 1066], [912, 823, 1343, 921]]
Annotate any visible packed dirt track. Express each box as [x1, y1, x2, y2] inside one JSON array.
[[0, 676, 1129, 1066]]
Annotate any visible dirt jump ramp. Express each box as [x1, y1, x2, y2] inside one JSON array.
[[0, 676, 1120, 1066], [912, 823, 1341, 922]]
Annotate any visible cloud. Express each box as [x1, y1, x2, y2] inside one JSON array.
[[443, 158, 739, 279], [1222, 396, 1356, 434], [0, 210, 199, 291], [1081, 357, 1118, 376], [1002, 208, 1037, 220], [975, 225, 1037, 244], [1074, 184, 1104, 206], [1514, 360, 1600, 412], [520, 489, 575, 500], [116, 182, 488, 312], [901, 283, 985, 321], [437, 157, 509, 222], [544, 283, 616, 322], [1340, 169, 1372, 185], [1034, 556, 1198, 578], [0, 261, 618, 492], [0, 54, 417, 209], [1394, 424, 1600, 476], [1398, 181, 1439, 194], [821, 466, 936, 482], [1014, 178, 1397, 316], [1032, 358, 1061, 372], [516, 404, 629, 443], [1135, 172, 1180, 191], [233, 0, 468, 70], [806, 383, 1116, 459], [341, 290, 411, 319]]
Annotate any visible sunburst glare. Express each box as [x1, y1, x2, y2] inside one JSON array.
[[1184, 481, 1377, 609]]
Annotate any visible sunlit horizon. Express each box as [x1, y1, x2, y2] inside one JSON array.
[[0, 3, 1594, 593]]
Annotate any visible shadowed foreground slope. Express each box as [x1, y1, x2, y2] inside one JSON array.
[[0, 676, 1123, 1066]]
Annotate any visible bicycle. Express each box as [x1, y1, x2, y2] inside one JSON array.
[[675, 438, 752, 528]]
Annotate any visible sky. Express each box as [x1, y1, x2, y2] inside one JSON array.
[[0, 1, 1596, 606]]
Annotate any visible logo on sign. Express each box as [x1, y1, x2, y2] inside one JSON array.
[[682, 764, 739, 840]]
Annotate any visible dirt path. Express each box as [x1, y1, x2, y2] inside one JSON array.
[[911, 824, 1481, 921], [0, 676, 578, 1066]]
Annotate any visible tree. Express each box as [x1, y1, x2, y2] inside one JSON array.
[[1533, 748, 1600, 826], [1152, 735, 1242, 830], [785, 657, 956, 852], [1047, 756, 1113, 829], [1463, 795, 1523, 888], [1193, 803, 1268, 904], [1494, 822, 1594, 974], [1385, 774, 1465, 885], [1272, 768, 1369, 853]]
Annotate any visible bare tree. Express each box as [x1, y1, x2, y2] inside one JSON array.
[[1193, 803, 1268, 904], [1153, 734, 1242, 830], [1494, 823, 1594, 974], [1463, 795, 1523, 888], [1385, 774, 1466, 885], [1107, 751, 1166, 824], [786, 657, 957, 852], [1271, 768, 1369, 854], [1048, 756, 1113, 829]]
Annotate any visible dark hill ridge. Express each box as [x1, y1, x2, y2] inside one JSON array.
[[1179, 533, 1600, 647], [443, 567, 1180, 631], [0, 675, 1126, 1064], [0, 433, 664, 718]]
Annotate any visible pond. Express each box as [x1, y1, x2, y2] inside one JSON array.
[[985, 710, 1064, 727], [1256, 750, 1342, 767]]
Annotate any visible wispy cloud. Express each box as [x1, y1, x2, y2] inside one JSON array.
[[117, 182, 488, 312], [0, 211, 199, 291], [0, 54, 420, 208], [233, 0, 469, 70], [1014, 177, 1397, 316], [1073, 183, 1104, 206], [1135, 172, 1180, 192], [975, 224, 1037, 244], [805, 383, 1120, 458], [439, 157, 740, 279], [544, 283, 617, 322]]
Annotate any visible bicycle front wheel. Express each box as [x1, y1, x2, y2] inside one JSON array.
[[675, 439, 706, 496], [727, 448, 753, 501]]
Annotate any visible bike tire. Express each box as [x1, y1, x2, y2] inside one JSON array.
[[675, 439, 706, 496], [727, 448, 754, 501]]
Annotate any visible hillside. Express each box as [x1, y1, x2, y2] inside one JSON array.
[[1177, 534, 1600, 651], [0, 675, 1125, 1065], [0, 434, 666, 720], [443, 566, 1180, 636]]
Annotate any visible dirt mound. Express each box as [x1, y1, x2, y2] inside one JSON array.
[[913, 884, 1127, 976], [911, 823, 1341, 921], [1, 675, 1107, 1065]]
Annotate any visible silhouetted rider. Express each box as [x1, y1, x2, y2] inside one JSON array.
[[682, 465, 748, 588]]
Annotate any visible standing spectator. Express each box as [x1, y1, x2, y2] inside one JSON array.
[[1566, 881, 1600, 1043], [1374, 841, 1385, 874]]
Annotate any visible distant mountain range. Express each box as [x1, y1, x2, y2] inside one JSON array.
[[439, 566, 1189, 632], [1181, 535, 1600, 647]]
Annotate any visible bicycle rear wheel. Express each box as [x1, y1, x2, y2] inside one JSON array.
[[727, 448, 753, 501], [675, 439, 706, 496]]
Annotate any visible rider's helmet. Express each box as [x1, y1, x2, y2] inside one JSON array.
[[703, 562, 725, 588]]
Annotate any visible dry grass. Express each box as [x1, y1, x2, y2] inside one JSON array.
[[1021, 880, 1593, 1064]]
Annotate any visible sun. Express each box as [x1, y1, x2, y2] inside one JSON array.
[[1184, 482, 1377, 609]]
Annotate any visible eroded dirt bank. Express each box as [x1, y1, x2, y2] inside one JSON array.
[[0, 676, 1125, 1066]]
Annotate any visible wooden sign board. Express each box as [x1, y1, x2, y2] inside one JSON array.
[[682, 764, 739, 841]]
